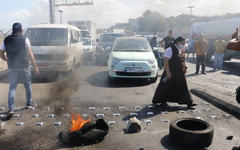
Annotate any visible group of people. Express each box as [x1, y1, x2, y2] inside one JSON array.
[[0, 22, 238, 114], [188, 34, 227, 74], [151, 31, 197, 109], [150, 30, 230, 109]]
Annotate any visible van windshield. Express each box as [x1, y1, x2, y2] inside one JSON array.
[[25, 28, 68, 46]]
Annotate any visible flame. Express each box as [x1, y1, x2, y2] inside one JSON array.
[[69, 113, 90, 133]]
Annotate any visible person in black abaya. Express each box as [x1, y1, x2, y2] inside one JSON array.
[[152, 37, 197, 109]]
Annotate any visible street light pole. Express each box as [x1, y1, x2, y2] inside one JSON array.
[[58, 10, 63, 24]]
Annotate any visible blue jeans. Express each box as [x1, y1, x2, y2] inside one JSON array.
[[153, 50, 162, 68], [8, 67, 32, 110], [214, 53, 224, 69]]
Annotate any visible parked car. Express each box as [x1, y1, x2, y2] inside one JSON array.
[[83, 37, 96, 60], [25, 24, 83, 73], [108, 37, 158, 83], [96, 33, 124, 65], [99, 32, 124, 49], [96, 44, 111, 65]]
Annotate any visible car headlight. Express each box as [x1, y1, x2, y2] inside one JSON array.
[[148, 58, 155, 64], [112, 57, 119, 65]]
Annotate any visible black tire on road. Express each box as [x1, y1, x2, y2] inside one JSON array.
[[169, 118, 214, 148]]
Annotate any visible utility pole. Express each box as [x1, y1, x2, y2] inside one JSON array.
[[49, 0, 94, 24], [188, 1, 195, 16], [49, 0, 55, 24]]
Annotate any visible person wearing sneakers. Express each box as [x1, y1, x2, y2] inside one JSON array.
[[0, 23, 39, 115]]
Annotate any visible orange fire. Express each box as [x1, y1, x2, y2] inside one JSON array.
[[69, 113, 91, 133]]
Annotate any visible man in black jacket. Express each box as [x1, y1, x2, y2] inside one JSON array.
[[0, 23, 40, 115]]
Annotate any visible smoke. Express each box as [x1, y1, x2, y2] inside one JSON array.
[[43, 73, 81, 115]]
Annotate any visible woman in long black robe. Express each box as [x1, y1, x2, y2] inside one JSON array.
[[152, 37, 197, 109]]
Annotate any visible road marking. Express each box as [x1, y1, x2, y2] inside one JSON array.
[[32, 114, 39, 118], [16, 122, 24, 126], [36, 122, 44, 126]]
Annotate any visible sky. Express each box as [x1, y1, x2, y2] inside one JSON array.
[[0, 0, 240, 30]]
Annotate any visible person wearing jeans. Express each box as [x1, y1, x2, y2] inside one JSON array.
[[196, 55, 206, 74], [8, 67, 32, 110], [213, 38, 226, 70], [0, 22, 40, 115], [194, 34, 208, 74]]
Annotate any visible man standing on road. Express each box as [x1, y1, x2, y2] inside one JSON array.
[[160, 30, 175, 50], [194, 34, 208, 74], [0, 23, 39, 115], [213, 36, 226, 70], [150, 32, 163, 69]]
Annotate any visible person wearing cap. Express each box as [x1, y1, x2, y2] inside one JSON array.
[[0, 23, 39, 115]]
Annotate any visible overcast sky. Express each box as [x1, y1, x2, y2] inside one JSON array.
[[0, 0, 240, 30]]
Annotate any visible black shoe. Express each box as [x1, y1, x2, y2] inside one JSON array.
[[159, 103, 169, 107], [1, 110, 14, 121], [194, 72, 199, 75], [187, 103, 198, 109], [202, 72, 207, 75]]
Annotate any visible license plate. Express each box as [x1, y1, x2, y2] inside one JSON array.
[[125, 67, 143, 72]]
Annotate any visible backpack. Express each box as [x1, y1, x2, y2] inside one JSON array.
[[236, 86, 240, 104]]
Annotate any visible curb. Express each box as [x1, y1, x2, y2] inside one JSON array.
[[190, 88, 240, 120]]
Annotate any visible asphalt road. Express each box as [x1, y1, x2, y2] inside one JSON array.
[[0, 59, 239, 150]]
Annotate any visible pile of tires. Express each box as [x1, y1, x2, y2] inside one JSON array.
[[169, 118, 214, 148]]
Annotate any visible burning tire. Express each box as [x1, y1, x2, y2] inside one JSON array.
[[59, 119, 109, 146], [169, 118, 214, 148]]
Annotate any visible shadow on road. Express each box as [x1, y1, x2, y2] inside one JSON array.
[[0, 124, 61, 150], [161, 135, 207, 150], [122, 104, 188, 121], [87, 71, 153, 88]]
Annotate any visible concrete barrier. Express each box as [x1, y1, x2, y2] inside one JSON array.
[[191, 88, 240, 119]]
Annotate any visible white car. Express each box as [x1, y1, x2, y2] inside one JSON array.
[[108, 37, 158, 82], [83, 38, 96, 59]]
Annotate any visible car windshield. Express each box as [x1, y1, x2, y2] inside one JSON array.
[[113, 38, 151, 52], [83, 39, 91, 45], [81, 31, 89, 38], [101, 34, 124, 43], [25, 28, 68, 46]]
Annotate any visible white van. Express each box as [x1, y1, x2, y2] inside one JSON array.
[[25, 24, 83, 72]]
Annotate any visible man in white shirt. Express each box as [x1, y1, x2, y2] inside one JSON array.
[[0, 22, 39, 115]]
